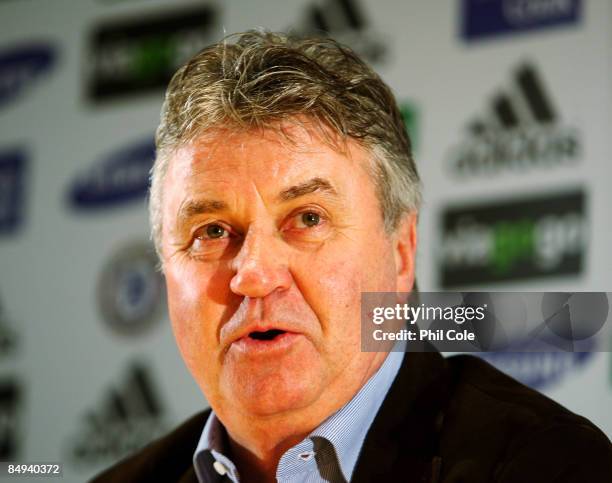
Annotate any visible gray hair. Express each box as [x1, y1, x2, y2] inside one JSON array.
[[150, 30, 421, 260]]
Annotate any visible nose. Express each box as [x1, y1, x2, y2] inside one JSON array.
[[230, 227, 292, 298]]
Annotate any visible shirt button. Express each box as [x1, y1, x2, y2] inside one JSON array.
[[298, 451, 314, 461], [213, 460, 227, 475]]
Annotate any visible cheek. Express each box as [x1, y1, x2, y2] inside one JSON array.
[[165, 262, 235, 367], [297, 253, 363, 345], [318, 259, 361, 308], [294, 236, 397, 344], [307, 236, 395, 299]]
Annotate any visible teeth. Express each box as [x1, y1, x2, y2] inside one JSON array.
[[249, 329, 285, 341]]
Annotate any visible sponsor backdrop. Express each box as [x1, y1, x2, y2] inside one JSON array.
[[1, 0, 611, 480]]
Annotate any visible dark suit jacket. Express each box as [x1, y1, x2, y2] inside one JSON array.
[[92, 351, 612, 482]]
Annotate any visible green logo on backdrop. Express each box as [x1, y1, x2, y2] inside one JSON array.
[[399, 102, 418, 154]]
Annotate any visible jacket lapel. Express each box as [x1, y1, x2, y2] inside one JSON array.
[[179, 466, 199, 483], [351, 350, 451, 483]]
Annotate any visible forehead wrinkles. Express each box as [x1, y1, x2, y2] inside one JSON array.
[[186, 130, 345, 187], [164, 125, 373, 222]]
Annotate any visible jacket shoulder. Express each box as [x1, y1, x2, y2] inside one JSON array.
[[441, 355, 612, 482], [90, 410, 210, 483]]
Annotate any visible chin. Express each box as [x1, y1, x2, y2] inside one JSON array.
[[224, 362, 326, 417]]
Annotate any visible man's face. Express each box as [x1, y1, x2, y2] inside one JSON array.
[[161, 123, 416, 420]]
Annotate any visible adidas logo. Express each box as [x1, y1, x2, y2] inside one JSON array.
[[308, 0, 366, 34], [0, 381, 21, 460], [0, 295, 17, 357], [296, 0, 386, 63], [67, 362, 168, 467], [447, 62, 581, 177], [0, 297, 21, 460]]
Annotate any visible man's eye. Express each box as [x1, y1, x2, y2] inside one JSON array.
[[299, 212, 320, 228], [196, 224, 229, 240]]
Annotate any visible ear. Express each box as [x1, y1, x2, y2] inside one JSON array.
[[392, 212, 418, 294]]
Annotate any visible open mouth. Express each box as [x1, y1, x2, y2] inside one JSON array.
[[231, 328, 300, 354], [248, 329, 286, 341]]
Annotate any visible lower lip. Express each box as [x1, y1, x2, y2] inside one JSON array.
[[230, 332, 302, 356]]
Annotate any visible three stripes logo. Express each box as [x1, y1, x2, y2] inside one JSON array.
[[295, 0, 387, 63], [447, 62, 581, 177], [67, 362, 168, 467], [0, 295, 21, 459], [0, 294, 18, 357], [0, 381, 21, 460]]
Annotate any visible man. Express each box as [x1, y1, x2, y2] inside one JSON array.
[[93, 31, 612, 482]]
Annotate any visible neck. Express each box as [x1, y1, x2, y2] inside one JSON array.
[[221, 398, 332, 482], [216, 351, 389, 482]]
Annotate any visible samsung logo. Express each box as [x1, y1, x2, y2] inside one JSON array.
[[0, 148, 27, 234], [504, 0, 577, 26], [68, 138, 155, 209], [0, 43, 56, 108], [461, 0, 580, 41]]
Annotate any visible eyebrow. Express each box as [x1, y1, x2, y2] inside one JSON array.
[[176, 199, 228, 228], [278, 177, 338, 202], [175, 177, 338, 229]]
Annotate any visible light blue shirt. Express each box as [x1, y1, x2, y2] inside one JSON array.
[[193, 348, 405, 483]]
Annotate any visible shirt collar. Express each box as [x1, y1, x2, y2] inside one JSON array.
[[194, 410, 239, 482], [193, 345, 405, 482], [308, 346, 405, 481]]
